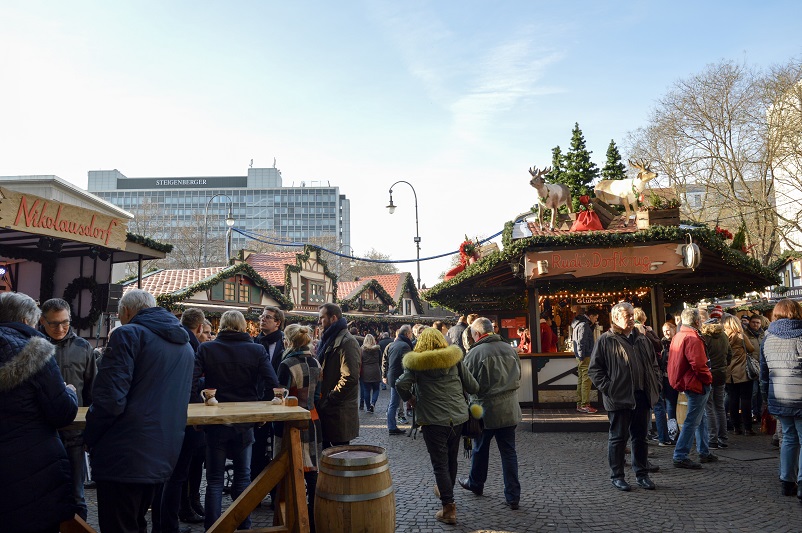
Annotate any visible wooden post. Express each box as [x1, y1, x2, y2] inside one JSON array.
[[528, 286, 540, 408], [651, 286, 665, 330]]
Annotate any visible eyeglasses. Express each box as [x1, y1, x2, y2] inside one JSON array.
[[260, 315, 276, 322], [46, 320, 71, 328]]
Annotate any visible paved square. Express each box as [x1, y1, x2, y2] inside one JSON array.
[[82, 389, 799, 532]]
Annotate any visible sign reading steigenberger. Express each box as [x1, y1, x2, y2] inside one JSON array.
[[525, 243, 690, 280], [0, 187, 128, 249]]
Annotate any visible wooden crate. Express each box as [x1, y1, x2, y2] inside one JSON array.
[[636, 207, 680, 229]]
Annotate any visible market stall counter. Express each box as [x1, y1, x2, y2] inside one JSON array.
[[61, 400, 312, 533]]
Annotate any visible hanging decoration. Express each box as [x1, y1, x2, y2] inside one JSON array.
[[63, 276, 102, 331]]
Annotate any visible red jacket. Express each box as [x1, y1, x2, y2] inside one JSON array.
[[668, 325, 712, 393]]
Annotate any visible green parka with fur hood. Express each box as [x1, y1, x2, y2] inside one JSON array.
[[395, 344, 479, 427]]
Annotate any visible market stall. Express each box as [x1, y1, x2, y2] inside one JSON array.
[[0, 185, 171, 342], [425, 222, 779, 408]]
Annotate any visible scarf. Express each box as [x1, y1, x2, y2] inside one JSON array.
[[257, 329, 284, 360], [317, 317, 348, 362]]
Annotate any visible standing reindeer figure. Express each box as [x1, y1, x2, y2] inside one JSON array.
[[529, 166, 573, 231], [593, 159, 658, 226]]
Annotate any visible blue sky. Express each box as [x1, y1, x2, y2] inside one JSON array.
[[2, 1, 800, 286]]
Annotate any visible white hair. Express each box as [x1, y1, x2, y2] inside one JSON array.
[[611, 302, 634, 320], [119, 289, 156, 315], [0, 292, 41, 326], [470, 317, 494, 335]]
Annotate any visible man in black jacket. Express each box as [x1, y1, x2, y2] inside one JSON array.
[[572, 307, 600, 414], [384, 325, 413, 435], [39, 298, 96, 521]]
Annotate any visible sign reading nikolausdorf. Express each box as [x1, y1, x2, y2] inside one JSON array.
[[524, 243, 689, 280], [0, 187, 128, 250]]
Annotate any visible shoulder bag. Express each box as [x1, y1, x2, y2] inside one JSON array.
[[744, 338, 759, 381]]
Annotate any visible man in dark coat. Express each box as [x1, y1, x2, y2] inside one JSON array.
[[447, 316, 468, 354], [589, 302, 661, 492], [39, 297, 97, 521], [384, 325, 414, 435], [316, 303, 360, 448], [572, 306, 600, 413], [0, 292, 79, 533], [84, 289, 195, 533]]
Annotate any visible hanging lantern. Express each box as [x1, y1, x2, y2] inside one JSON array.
[[682, 233, 701, 271]]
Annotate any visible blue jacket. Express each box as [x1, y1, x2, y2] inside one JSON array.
[[760, 319, 802, 418], [84, 307, 195, 483], [0, 322, 78, 532]]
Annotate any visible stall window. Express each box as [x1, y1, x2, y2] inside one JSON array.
[[224, 283, 236, 302], [239, 284, 250, 303]]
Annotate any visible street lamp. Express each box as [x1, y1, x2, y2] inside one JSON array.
[[203, 194, 235, 267], [386, 180, 421, 289]]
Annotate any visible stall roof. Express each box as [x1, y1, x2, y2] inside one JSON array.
[[0, 227, 171, 263], [425, 223, 780, 312]]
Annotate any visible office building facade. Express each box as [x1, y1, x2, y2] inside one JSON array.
[[88, 167, 351, 261]]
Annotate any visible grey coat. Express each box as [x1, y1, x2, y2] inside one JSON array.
[[317, 328, 361, 443], [464, 334, 522, 429]]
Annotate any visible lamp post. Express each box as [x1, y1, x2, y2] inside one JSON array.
[[386, 180, 421, 289], [203, 194, 235, 267]]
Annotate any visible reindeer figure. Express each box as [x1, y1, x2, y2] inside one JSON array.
[[593, 159, 658, 226], [529, 166, 573, 231]]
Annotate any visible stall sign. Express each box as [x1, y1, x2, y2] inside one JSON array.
[[0, 187, 128, 250], [525, 243, 689, 280], [501, 317, 527, 329], [574, 296, 614, 306]]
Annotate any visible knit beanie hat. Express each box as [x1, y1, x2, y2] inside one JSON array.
[[414, 327, 449, 352]]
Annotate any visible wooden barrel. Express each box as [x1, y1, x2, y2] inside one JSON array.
[[314, 445, 395, 533], [676, 392, 688, 429]]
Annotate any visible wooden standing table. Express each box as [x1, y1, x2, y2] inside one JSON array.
[[61, 401, 311, 533]]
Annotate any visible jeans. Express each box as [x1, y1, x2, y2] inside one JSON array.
[[421, 424, 463, 505], [467, 426, 521, 504], [607, 391, 651, 480], [778, 416, 802, 484], [204, 428, 254, 531], [751, 380, 763, 419], [705, 384, 727, 444], [387, 386, 401, 430], [674, 387, 711, 461], [576, 357, 591, 407], [727, 382, 753, 431], [663, 377, 678, 419], [360, 381, 381, 407], [65, 444, 88, 520], [652, 389, 669, 443]]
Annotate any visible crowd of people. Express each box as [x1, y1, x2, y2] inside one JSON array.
[[3, 287, 800, 532]]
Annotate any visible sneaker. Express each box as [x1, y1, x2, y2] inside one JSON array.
[[708, 442, 719, 449], [576, 406, 588, 413], [700, 453, 719, 463], [658, 440, 676, 447], [367, 405, 374, 413], [397, 416, 409, 424], [583, 405, 598, 414], [673, 457, 702, 469], [359, 404, 365, 411], [717, 441, 728, 448], [388, 428, 405, 435]]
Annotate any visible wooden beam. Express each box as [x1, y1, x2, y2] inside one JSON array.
[[59, 515, 96, 533]]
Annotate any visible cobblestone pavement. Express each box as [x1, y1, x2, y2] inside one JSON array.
[[83, 389, 801, 532]]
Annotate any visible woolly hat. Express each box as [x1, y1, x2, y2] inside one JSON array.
[[709, 309, 723, 319], [414, 327, 449, 352]]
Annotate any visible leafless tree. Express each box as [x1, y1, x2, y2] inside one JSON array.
[[627, 59, 802, 265]]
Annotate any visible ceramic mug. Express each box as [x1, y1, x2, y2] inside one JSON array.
[[272, 387, 289, 405], [201, 388, 218, 406]]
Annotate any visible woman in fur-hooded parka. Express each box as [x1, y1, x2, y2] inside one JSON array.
[[1, 314, 79, 532], [395, 328, 479, 521]]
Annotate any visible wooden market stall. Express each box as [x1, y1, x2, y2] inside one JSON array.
[[425, 220, 779, 409], [0, 185, 171, 343]]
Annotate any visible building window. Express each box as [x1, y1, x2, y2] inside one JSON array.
[[301, 278, 325, 305], [402, 298, 414, 315], [239, 284, 250, 303], [224, 283, 236, 302]]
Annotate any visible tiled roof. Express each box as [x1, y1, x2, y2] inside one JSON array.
[[245, 251, 299, 285], [337, 280, 368, 299], [122, 267, 226, 296], [338, 273, 411, 301]]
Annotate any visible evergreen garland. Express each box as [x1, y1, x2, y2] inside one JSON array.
[[337, 279, 395, 313], [126, 233, 173, 253]]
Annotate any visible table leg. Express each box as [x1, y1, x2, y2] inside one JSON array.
[[59, 515, 96, 533]]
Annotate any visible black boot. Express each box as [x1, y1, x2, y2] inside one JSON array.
[[782, 480, 798, 496]]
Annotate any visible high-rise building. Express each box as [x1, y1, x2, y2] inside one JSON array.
[[87, 167, 351, 263]]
